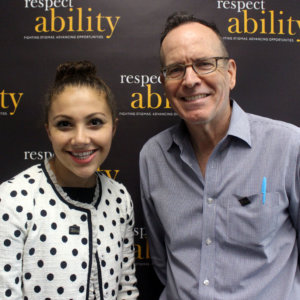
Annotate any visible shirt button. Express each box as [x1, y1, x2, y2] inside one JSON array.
[[203, 279, 210, 286], [207, 197, 214, 204], [206, 238, 212, 245]]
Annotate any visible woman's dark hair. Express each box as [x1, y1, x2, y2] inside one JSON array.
[[45, 60, 116, 123]]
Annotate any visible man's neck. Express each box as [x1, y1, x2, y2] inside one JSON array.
[[186, 108, 232, 176]]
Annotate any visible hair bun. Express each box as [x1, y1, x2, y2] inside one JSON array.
[[55, 60, 97, 82]]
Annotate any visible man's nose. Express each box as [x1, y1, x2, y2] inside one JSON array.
[[182, 65, 201, 88]]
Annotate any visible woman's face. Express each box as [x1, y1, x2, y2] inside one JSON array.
[[46, 85, 116, 187]]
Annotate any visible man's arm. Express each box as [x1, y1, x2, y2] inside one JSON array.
[[288, 140, 300, 255], [139, 149, 167, 285]]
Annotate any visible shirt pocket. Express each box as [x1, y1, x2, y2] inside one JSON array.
[[227, 192, 279, 247]]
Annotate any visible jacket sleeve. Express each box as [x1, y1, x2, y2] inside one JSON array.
[[0, 181, 29, 299], [139, 148, 167, 286], [117, 187, 139, 300]]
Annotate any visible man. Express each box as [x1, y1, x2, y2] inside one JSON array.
[[139, 12, 300, 300]]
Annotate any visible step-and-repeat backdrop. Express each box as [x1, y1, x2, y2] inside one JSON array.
[[0, 0, 299, 298]]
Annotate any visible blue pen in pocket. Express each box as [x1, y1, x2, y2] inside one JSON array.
[[261, 177, 267, 204]]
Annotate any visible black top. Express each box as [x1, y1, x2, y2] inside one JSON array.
[[62, 186, 99, 204]]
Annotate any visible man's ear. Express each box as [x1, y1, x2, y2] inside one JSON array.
[[228, 58, 237, 90], [160, 73, 165, 86]]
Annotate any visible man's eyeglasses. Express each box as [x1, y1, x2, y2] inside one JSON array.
[[161, 57, 230, 80]]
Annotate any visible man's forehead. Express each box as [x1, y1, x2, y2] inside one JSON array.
[[163, 22, 220, 45], [161, 22, 222, 63]]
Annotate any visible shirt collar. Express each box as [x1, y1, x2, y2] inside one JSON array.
[[227, 100, 252, 147], [168, 121, 189, 153], [168, 99, 252, 152]]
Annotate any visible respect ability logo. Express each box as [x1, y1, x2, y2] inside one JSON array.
[[217, 0, 300, 41], [24, 0, 120, 39]]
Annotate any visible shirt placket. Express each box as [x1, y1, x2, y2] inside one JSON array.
[[198, 154, 219, 300]]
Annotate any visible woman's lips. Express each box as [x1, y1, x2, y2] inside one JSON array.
[[68, 150, 98, 163]]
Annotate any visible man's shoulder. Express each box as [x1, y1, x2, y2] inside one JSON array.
[[140, 123, 179, 156], [248, 113, 300, 136], [247, 113, 300, 150]]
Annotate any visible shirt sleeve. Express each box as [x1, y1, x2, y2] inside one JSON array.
[[117, 187, 139, 300], [0, 182, 28, 299], [139, 148, 167, 286], [288, 138, 300, 259], [294, 147, 300, 254], [298, 161, 300, 254]]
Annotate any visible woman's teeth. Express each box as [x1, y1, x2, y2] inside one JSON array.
[[71, 150, 95, 159]]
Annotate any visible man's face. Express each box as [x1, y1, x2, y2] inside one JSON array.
[[160, 22, 236, 127]]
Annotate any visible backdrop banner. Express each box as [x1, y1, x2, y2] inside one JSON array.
[[0, 0, 299, 298]]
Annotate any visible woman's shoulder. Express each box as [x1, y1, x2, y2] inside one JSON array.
[[97, 172, 127, 191], [0, 163, 45, 193], [97, 172, 132, 207]]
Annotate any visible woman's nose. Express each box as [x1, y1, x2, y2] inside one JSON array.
[[71, 127, 90, 145]]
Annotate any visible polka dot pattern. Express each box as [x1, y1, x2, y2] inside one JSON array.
[[0, 162, 138, 299]]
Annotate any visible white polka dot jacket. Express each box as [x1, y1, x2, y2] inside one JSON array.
[[0, 160, 139, 299]]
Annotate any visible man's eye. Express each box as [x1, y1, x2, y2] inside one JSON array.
[[168, 65, 184, 75], [195, 60, 214, 70]]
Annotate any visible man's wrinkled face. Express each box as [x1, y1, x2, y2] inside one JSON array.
[[160, 22, 236, 127]]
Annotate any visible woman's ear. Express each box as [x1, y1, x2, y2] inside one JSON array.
[[45, 123, 51, 140], [112, 118, 118, 137]]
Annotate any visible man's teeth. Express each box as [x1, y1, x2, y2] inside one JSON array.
[[72, 150, 94, 159], [184, 94, 208, 101]]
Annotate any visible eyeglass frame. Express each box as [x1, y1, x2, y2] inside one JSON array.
[[161, 56, 230, 80]]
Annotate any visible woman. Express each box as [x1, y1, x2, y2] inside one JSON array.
[[0, 61, 139, 299]]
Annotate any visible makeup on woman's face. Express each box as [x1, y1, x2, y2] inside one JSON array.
[[46, 85, 116, 187]]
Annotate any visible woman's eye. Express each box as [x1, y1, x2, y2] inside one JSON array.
[[90, 118, 104, 126], [56, 120, 71, 128]]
